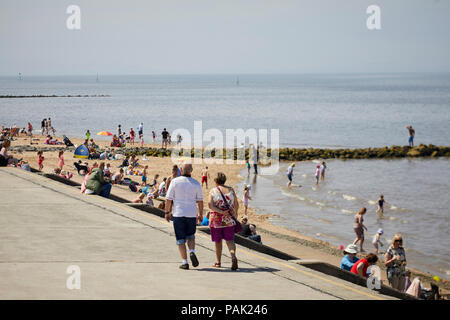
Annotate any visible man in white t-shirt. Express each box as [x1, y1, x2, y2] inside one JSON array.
[[165, 163, 203, 270]]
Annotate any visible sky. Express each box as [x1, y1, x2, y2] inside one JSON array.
[[0, 0, 449, 75]]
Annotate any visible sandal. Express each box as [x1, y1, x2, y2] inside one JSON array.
[[231, 257, 238, 271], [212, 262, 221, 268]]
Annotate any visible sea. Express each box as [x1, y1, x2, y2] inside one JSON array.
[[1, 73, 449, 279]]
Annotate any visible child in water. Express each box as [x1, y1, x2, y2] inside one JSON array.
[[242, 185, 252, 216], [376, 195, 385, 216], [372, 228, 384, 254], [315, 165, 321, 185]]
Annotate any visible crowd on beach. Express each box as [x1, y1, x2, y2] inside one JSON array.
[[0, 120, 445, 298]]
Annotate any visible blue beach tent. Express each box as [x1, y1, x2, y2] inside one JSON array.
[[74, 145, 89, 159]]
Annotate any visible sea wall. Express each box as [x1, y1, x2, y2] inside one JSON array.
[[11, 144, 450, 162]]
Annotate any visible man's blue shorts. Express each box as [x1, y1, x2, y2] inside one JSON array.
[[409, 136, 414, 143], [286, 173, 293, 182], [172, 216, 197, 245]]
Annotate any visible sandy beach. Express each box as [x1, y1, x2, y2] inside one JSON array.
[[4, 132, 448, 296]]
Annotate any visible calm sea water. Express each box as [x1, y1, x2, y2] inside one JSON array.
[[237, 158, 450, 280], [1, 73, 449, 278], [1, 73, 450, 148]]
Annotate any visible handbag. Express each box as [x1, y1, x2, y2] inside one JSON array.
[[217, 187, 242, 233]]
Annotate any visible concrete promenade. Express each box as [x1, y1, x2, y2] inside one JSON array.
[[0, 168, 396, 300]]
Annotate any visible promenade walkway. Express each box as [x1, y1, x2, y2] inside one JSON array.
[[0, 168, 396, 300]]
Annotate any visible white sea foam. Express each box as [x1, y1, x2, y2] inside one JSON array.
[[341, 209, 353, 214], [343, 194, 357, 201], [390, 206, 398, 210], [368, 200, 377, 205]]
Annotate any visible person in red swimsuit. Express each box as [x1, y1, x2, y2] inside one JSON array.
[[201, 166, 209, 188], [350, 253, 378, 277]]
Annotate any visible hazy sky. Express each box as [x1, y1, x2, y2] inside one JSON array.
[[1, 0, 449, 75]]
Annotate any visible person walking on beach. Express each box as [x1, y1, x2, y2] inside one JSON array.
[[165, 163, 203, 270], [242, 185, 252, 216], [246, 159, 251, 176], [372, 228, 384, 255], [406, 125, 415, 147], [286, 163, 295, 187], [208, 172, 239, 270], [384, 234, 407, 291], [117, 124, 122, 137], [161, 128, 169, 149], [152, 131, 156, 143], [41, 118, 47, 136], [37, 151, 44, 171], [130, 128, 135, 145], [201, 166, 209, 189], [85, 130, 91, 141], [27, 122, 33, 137], [138, 122, 143, 137], [138, 123, 144, 146], [176, 134, 183, 147], [353, 207, 368, 253], [315, 165, 321, 185], [320, 161, 327, 181], [249, 144, 258, 174]]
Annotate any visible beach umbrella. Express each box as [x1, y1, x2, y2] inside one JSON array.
[[97, 131, 112, 136]]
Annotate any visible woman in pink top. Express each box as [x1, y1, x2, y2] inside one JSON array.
[[208, 172, 239, 270]]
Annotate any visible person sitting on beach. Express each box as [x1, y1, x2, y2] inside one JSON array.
[[146, 193, 155, 206], [103, 163, 112, 178], [85, 162, 112, 198], [149, 174, 159, 188], [130, 155, 139, 168], [126, 165, 134, 176], [133, 193, 146, 203], [111, 134, 121, 147], [63, 135, 74, 147], [340, 244, 360, 271], [158, 177, 167, 197], [54, 168, 72, 180], [238, 217, 262, 243], [350, 253, 378, 278], [111, 168, 124, 184], [119, 156, 129, 168], [0, 140, 19, 167], [89, 139, 99, 150]]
